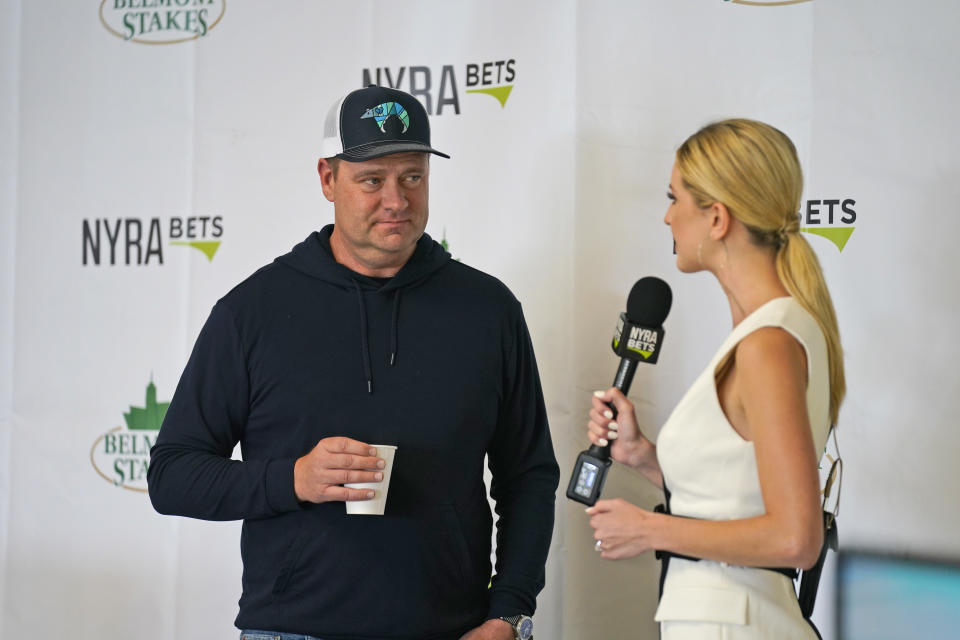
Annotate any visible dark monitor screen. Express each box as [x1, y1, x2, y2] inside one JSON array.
[[837, 550, 960, 640]]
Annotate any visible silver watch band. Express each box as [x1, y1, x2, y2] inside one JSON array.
[[497, 614, 533, 640]]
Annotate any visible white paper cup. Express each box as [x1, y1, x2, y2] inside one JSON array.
[[344, 445, 397, 515]]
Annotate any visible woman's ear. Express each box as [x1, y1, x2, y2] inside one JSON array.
[[708, 201, 732, 241]]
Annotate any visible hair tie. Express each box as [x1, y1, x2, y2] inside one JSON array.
[[776, 220, 800, 247]]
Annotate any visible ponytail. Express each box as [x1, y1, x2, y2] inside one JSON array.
[[777, 233, 846, 425], [677, 118, 846, 424]]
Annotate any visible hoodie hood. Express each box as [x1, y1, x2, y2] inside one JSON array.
[[276, 224, 451, 292], [276, 224, 451, 393]]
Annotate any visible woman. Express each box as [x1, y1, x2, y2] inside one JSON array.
[[585, 119, 844, 639]]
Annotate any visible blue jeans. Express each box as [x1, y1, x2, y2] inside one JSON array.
[[240, 631, 325, 640]]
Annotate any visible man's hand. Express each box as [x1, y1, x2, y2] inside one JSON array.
[[293, 437, 385, 503], [459, 618, 515, 640]]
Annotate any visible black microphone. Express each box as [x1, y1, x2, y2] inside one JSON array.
[[566, 276, 673, 506]]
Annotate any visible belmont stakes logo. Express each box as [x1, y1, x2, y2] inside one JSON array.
[[82, 215, 224, 266], [90, 379, 168, 492], [361, 58, 517, 115], [99, 0, 227, 44], [801, 197, 857, 252]]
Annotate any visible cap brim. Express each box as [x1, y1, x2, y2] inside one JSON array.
[[337, 141, 450, 161]]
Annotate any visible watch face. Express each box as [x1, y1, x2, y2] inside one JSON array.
[[518, 616, 533, 640]]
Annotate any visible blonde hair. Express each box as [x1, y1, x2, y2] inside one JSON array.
[[676, 119, 845, 425]]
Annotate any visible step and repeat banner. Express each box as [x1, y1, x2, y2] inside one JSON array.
[[2, 2, 959, 639]]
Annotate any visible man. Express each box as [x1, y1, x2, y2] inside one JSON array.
[[148, 85, 559, 640]]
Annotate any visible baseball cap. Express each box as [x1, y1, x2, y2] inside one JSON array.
[[319, 85, 450, 161]]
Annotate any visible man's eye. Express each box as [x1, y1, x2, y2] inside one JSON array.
[[364, 178, 381, 186]]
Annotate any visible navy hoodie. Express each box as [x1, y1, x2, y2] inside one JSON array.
[[148, 226, 559, 639]]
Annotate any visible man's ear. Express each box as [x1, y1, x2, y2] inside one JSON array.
[[708, 201, 732, 241], [317, 158, 335, 202]]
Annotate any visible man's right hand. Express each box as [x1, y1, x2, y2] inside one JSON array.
[[293, 437, 386, 503]]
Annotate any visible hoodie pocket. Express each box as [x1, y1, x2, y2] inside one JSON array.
[[266, 503, 489, 636], [437, 503, 478, 586], [270, 520, 309, 596]]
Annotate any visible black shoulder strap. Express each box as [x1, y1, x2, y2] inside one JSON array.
[[797, 511, 839, 618], [798, 428, 843, 618]]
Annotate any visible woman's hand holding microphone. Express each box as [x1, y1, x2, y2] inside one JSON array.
[[586, 388, 665, 560], [587, 387, 657, 475]]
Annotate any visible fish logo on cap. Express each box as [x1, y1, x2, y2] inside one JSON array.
[[361, 102, 411, 134]]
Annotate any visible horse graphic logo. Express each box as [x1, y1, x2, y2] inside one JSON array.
[[361, 102, 411, 134]]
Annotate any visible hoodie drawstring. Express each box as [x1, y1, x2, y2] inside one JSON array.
[[352, 280, 374, 394], [389, 289, 401, 367], [352, 282, 403, 393], [279, 228, 450, 394]]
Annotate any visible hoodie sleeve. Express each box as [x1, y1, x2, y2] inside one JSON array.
[[485, 303, 560, 620], [147, 301, 301, 520]]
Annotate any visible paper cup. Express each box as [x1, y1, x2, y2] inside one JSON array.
[[344, 445, 397, 515]]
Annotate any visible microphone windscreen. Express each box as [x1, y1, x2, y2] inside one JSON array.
[[626, 276, 672, 326]]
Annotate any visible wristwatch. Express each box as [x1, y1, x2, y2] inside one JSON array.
[[498, 614, 533, 640]]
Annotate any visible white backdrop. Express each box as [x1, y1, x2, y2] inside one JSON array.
[[568, 3, 816, 637], [0, 0, 19, 628], [3, 2, 960, 639]]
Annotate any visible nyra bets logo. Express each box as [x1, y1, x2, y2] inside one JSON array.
[[90, 379, 168, 492], [800, 197, 857, 252], [99, 0, 226, 44], [82, 215, 224, 266], [361, 58, 517, 115], [612, 316, 659, 360]]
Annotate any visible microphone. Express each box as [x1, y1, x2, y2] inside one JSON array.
[[566, 276, 673, 506]]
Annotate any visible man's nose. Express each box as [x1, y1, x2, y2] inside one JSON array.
[[381, 178, 407, 212]]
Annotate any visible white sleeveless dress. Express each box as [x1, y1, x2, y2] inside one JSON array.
[[654, 297, 830, 640]]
